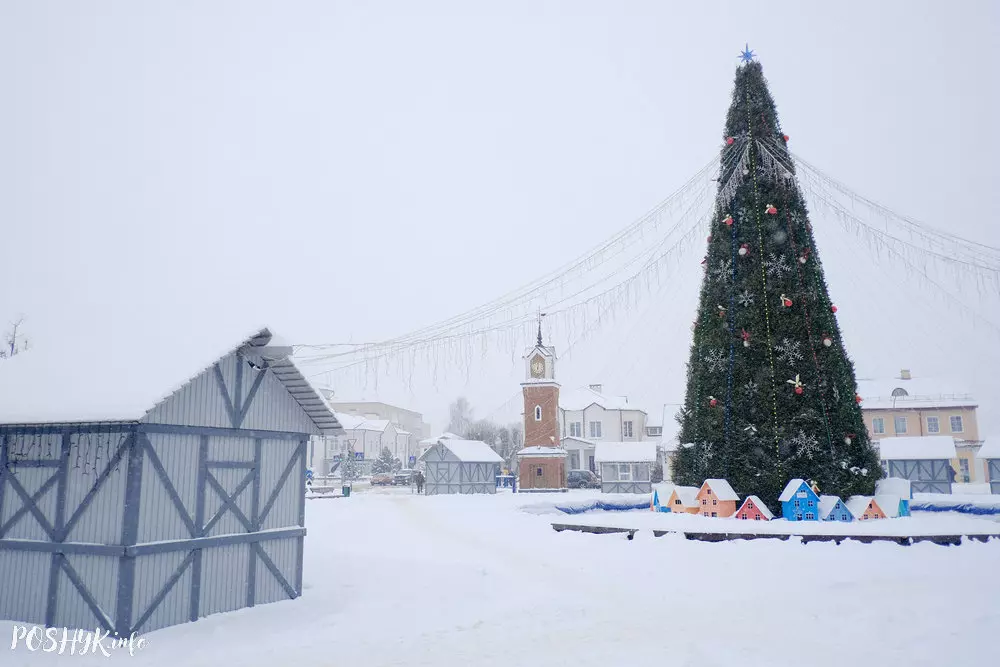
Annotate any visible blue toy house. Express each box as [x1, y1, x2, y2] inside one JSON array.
[[818, 495, 854, 522], [779, 479, 820, 521]]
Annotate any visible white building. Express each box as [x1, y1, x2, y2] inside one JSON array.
[[323, 397, 430, 468], [558, 384, 651, 472]]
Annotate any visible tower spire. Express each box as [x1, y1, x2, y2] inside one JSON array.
[[536, 310, 546, 346]]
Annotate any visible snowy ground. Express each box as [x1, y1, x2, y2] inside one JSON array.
[[6, 487, 1000, 666]]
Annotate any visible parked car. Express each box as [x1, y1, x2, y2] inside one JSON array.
[[567, 469, 600, 489], [393, 469, 416, 486], [371, 473, 394, 486]]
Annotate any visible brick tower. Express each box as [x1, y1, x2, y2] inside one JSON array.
[[516, 321, 567, 491]]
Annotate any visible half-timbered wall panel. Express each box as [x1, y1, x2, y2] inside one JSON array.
[[2, 466, 58, 540], [143, 354, 236, 428], [258, 439, 301, 531], [255, 537, 298, 606], [238, 361, 317, 434], [0, 550, 48, 624], [138, 433, 200, 543], [204, 466, 255, 538], [132, 551, 192, 633], [62, 433, 129, 544], [201, 543, 250, 617], [56, 554, 119, 632]]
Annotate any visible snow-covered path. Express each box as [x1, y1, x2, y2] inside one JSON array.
[[6, 490, 1000, 666]]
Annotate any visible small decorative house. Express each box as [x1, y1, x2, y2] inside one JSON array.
[[664, 486, 701, 514], [419, 439, 504, 495], [779, 478, 821, 521], [875, 477, 912, 517], [874, 494, 904, 519], [846, 496, 887, 521], [734, 496, 774, 521], [696, 479, 739, 517], [818, 495, 854, 522]]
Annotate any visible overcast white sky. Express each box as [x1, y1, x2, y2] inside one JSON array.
[[2, 1, 998, 437]]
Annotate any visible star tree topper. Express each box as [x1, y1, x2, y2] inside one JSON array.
[[739, 43, 756, 64]]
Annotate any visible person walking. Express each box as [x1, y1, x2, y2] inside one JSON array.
[[414, 470, 425, 494]]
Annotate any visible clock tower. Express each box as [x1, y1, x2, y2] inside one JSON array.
[[516, 320, 567, 491]]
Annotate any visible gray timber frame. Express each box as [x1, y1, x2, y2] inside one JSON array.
[[422, 444, 498, 495], [598, 462, 652, 494], [0, 421, 309, 634], [987, 460, 1000, 494], [886, 459, 953, 494]]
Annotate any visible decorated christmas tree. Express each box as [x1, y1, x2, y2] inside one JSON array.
[[673, 47, 882, 510]]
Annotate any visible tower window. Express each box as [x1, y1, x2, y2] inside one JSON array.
[[534, 405, 542, 421], [536, 467, 543, 477]]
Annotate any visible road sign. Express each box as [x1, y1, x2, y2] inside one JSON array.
[[355, 451, 364, 461], [408, 456, 416, 465]]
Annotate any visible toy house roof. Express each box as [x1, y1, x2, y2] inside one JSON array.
[[422, 439, 504, 463], [874, 494, 902, 519], [846, 496, 880, 517], [738, 496, 774, 519], [701, 479, 739, 501], [669, 486, 701, 507], [875, 477, 912, 499], [0, 324, 343, 435], [778, 478, 813, 502], [818, 495, 849, 519], [594, 441, 657, 463], [877, 436, 956, 461]]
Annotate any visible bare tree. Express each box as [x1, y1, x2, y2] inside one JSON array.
[[1, 316, 28, 359], [447, 396, 474, 436]]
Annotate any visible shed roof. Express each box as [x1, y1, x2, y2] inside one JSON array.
[[779, 478, 812, 502], [976, 439, 1000, 459], [737, 496, 774, 519], [419, 431, 461, 446], [670, 486, 701, 508], [702, 479, 739, 501], [423, 439, 504, 463], [594, 441, 657, 463], [0, 325, 342, 435], [818, 495, 848, 519], [877, 436, 955, 461]]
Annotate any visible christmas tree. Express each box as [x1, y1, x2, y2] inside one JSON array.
[[371, 447, 401, 475], [673, 48, 882, 511]]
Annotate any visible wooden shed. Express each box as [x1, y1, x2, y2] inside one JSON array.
[[0, 326, 342, 635], [877, 436, 955, 494], [594, 442, 657, 494], [419, 439, 503, 495]]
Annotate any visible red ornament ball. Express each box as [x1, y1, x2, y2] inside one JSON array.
[[831, 305, 838, 313], [782, 134, 790, 142], [781, 296, 793, 308], [723, 214, 734, 227], [709, 397, 718, 407], [795, 386, 803, 395], [726, 136, 735, 145], [855, 394, 863, 404]]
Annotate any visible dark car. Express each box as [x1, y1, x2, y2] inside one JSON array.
[[567, 469, 600, 489], [393, 469, 416, 486]]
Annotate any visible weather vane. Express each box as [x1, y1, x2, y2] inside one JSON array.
[[739, 43, 756, 64]]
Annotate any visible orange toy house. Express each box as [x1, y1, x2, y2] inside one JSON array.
[[846, 496, 886, 520], [665, 486, 701, 514], [734, 495, 774, 521], [696, 479, 740, 517]]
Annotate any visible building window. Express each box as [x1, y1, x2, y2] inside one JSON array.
[[754, 515, 762, 520], [794, 500, 800, 508], [805, 512, 815, 520], [950, 415, 964, 433], [893, 416, 907, 434], [702, 499, 707, 506], [959, 458, 970, 483], [675, 498, 682, 505], [569, 422, 582, 438], [618, 464, 632, 481], [712, 499, 717, 505], [926, 416, 940, 434], [534, 405, 542, 422], [588, 421, 603, 438], [623, 421, 633, 438], [808, 500, 814, 507], [711, 512, 718, 517], [872, 417, 885, 435], [536, 467, 543, 477], [741, 513, 748, 519]]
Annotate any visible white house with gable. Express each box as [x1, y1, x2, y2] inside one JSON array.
[[558, 384, 649, 472]]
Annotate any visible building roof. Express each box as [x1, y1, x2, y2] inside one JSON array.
[[594, 441, 657, 463], [875, 494, 902, 519], [738, 496, 774, 519], [670, 486, 701, 508], [419, 431, 461, 446], [976, 439, 1000, 459], [0, 325, 343, 434], [778, 478, 812, 503], [334, 412, 366, 430], [396, 429, 411, 436], [877, 436, 956, 461], [423, 439, 504, 463], [517, 446, 569, 458], [857, 375, 976, 410], [559, 386, 643, 412], [818, 495, 848, 519], [875, 477, 912, 499], [846, 496, 879, 518], [355, 419, 391, 432], [702, 479, 739, 501]]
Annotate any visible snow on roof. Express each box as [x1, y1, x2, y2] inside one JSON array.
[[334, 412, 366, 430], [419, 431, 461, 445], [702, 479, 739, 501], [857, 375, 976, 410], [356, 419, 390, 432], [428, 439, 504, 463], [670, 486, 700, 507], [876, 477, 912, 499], [779, 478, 810, 502], [559, 386, 640, 412], [976, 439, 1000, 459], [846, 496, 877, 517], [517, 446, 568, 458], [594, 441, 657, 463], [875, 494, 902, 519], [877, 436, 956, 461], [561, 436, 597, 447], [0, 324, 342, 434], [818, 495, 846, 519], [396, 429, 411, 436], [738, 496, 774, 519]]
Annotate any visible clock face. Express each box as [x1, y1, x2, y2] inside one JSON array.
[[531, 358, 545, 378]]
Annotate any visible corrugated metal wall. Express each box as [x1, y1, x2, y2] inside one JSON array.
[[255, 537, 298, 605], [259, 439, 299, 530], [138, 432, 200, 544], [56, 554, 119, 630], [0, 549, 49, 624], [63, 433, 128, 544], [132, 550, 191, 633]]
